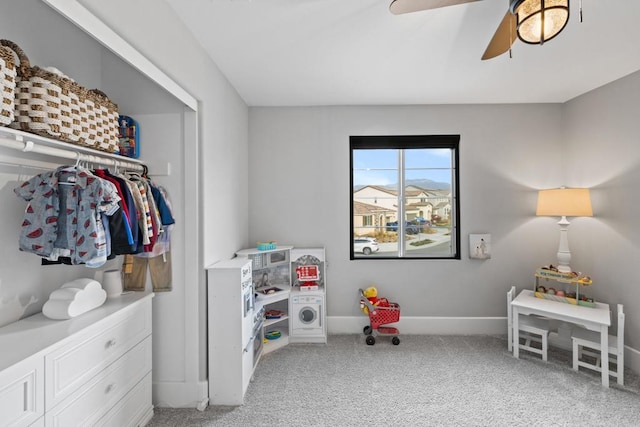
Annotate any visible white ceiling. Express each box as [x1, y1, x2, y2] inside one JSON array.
[[166, 0, 640, 107]]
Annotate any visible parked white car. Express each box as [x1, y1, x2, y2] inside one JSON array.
[[353, 237, 379, 255]]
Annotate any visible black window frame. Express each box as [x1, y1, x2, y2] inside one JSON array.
[[350, 134, 461, 260]]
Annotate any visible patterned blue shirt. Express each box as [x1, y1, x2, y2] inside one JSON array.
[[14, 166, 120, 265]]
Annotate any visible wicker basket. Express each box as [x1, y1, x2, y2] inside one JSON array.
[[0, 45, 16, 126], [0, 39, 119, 153]]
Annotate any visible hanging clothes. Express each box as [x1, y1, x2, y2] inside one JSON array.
[[136, 180, 153, 245], [14, 165, 121, 266], [127, 173, 161, 252], [118, 175, 149, 246], [122, 251, 173, 292], [123, 184, 175, 292], [94, 168, 139, 255]]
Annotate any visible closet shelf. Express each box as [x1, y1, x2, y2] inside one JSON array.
[[0, 126, 144, 171]]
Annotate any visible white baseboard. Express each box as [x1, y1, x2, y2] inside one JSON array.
[[328, 315, 506, 335], [627, 346, 640, 374], [139, 406, 154, 426], [153, 380, 209, 409]]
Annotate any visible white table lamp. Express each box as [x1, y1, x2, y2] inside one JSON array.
[[536, 188, 593, 274]]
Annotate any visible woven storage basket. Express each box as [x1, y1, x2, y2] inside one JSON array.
[[0, 45, 16, 126], [0, 39, 119, 153]]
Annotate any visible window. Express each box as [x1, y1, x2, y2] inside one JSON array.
[[350, 135, 460, 260]]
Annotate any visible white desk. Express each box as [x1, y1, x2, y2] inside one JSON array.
[[511, 290, 611, 387]]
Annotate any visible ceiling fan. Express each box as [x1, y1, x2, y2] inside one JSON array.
[[389, 0, 571, 60]]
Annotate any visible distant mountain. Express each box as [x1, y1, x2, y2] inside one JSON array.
[[402, 179, 450, 191]]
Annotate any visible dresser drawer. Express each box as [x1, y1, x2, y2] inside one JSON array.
[[0, 356, 44, 427], [45, 336, 152, 427], [45, 299, 152, 410], [95, 372, 153, 427]]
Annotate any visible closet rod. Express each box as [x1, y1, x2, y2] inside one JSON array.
[[0, 137, 144, 171]]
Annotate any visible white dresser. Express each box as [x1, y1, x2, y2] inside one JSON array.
[[0, 292, 154, 427]]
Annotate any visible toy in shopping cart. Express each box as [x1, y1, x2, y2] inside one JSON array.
[[360, 286, 391, 314], [359, 287, 400, 345]]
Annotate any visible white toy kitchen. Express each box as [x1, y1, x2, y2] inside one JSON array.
[[206, 246, 326, 405]]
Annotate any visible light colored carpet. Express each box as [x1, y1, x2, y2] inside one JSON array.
[[149, 335, 640, 426]]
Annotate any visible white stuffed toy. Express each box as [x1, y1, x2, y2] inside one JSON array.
[[42, 278, 107, 320]]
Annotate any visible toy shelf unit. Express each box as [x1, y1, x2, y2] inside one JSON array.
[[236, 246, 293, 354], [534, 268, 595, 308], [255, 287, 291, 354]]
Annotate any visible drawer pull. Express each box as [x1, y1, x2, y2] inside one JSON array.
[[105, 339, 117, 349], [105, 383, 116, 394], [23, 381, 28, 411]]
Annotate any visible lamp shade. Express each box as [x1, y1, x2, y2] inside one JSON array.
[[510, 0, 570, 45], [536, 188, 593, 217]]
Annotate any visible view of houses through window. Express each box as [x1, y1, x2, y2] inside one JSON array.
[[350, 135, 460, 259]]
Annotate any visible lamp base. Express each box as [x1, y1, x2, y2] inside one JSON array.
[[556, 216, 572, 274]]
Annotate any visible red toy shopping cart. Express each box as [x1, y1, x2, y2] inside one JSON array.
[[359, 288, 401, 345]]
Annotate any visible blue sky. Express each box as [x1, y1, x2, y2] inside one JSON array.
[[353, 148, 452, 187]]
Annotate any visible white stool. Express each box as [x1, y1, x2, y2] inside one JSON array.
[[507, 286, 551, 361], [572, 304, 624, 385]]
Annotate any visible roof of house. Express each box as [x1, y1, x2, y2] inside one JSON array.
[[356, 184, 447, 197], [353, 200, 393, 216], [354, 185, 397, 196]]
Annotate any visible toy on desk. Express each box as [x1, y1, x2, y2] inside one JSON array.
[[534, 267, 595, 307], [42, 278, 107, 320], [539, 265, 592, 284]]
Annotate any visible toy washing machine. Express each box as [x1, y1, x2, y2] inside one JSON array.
[[290, 289, 326, 343], [290, 248, 327, 343]]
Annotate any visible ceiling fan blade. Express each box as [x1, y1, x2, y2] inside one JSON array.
[[481, 10, 517, 60], [389, 0, 481, 15]]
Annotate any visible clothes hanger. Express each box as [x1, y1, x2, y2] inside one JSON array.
[[58, 153, 82, 186], [127, 164, 147, 180], [60, 152, 81, 172]]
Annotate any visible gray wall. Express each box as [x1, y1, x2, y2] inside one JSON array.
[[248, 104, 567, 318], [564, 70, 640, 350], [248, 72, 640, 351]]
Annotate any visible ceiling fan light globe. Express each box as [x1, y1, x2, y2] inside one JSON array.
[[511, 0, 570, 45]]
